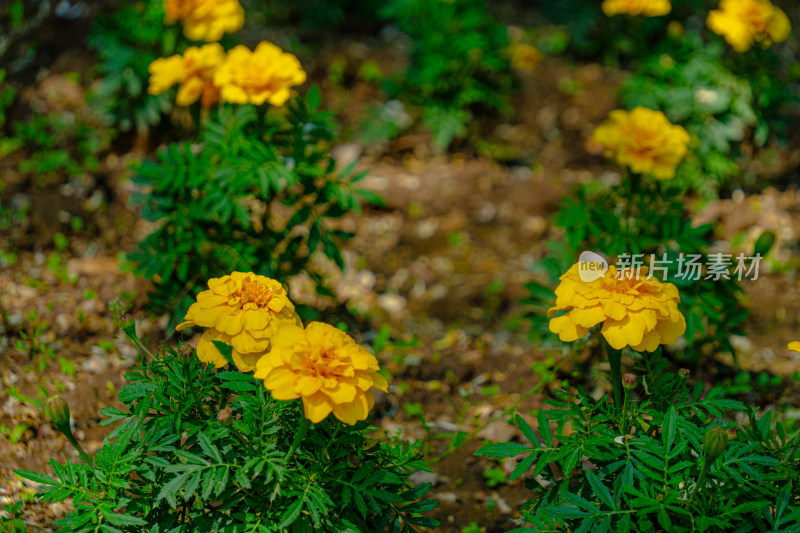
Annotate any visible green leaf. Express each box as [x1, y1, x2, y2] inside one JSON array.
[[103, 513, 148, 526], [585, 471, 615, 510], [663, 405, 676, 452], [15, 470, 58, 486], [475, 442, 535, 458]]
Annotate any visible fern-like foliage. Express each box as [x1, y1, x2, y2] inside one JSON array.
[[18, 342, 438, 532], [130, 88, 380, 326]]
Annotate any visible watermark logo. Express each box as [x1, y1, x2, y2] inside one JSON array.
[[578, 251, 609, 282]]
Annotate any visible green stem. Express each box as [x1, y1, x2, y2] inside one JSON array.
[[59, 425, 95, 468], [622, 386, 632, 435], [692, 460, 710, 501], [783, 429, 800, 463], [604, 341, 624, 418], [285, 417, 311, 463]]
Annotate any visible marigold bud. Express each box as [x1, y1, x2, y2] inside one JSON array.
[[216, 407, 233, 427], [46, 396, 71, 432], [178, 344, 194, 361], [119, 314, 136, 338], [622, 373, 637, 390], [703, 426, 728, 461], [678, 368, 691, 379]]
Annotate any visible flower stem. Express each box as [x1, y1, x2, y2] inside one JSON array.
[[604, 341, 624, 417], [285, 417, 311, 463], [692, 460, 710, 501]]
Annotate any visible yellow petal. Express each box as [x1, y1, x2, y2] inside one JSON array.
[[788, 342, 800, 354], [302, 392, 333, 423], [196, 330, 230, 368]]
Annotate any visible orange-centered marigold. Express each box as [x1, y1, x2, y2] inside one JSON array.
[[164, 0, 244, 42], [148, 43, 225, 107], [591, 107, 690, 179], [177, 272, 301, 371], [213, 42, 307, 106], [707, 0, 790, 52], [548, 263, 686, 352], [254, 322, 389, 425], [601, 0, 671, 17]]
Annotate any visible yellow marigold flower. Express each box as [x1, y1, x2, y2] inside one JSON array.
[[591, 107, 690, 179], [213, 42, 307, 106], [601, 0, 671, 17], [707, 0, 790, 52], [148, 43, 225, 108], [254, 322, 389, 425], [177, 272, 301, 371], [164, 0, 244, 42], [547, 263, 686, 352], [789, 342, 800, 354], [510, 42, 543, 73]]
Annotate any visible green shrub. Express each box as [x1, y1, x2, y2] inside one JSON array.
[[477, 350, 800, 531], [130, 88, 379, 326], [18, 325, 439, 531], [380, 0, 514, 149]]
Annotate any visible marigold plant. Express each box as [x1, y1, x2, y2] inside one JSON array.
[[148, 43, 225, 107], [601, 0, 671, 17], [164, 0, 244, 42], [176, 272, 301, 371], [707, 0, 790, 52], [255, 322, 389, 425], [510, 42, 543, 73], [548, 263, 686, 352], [214, 42, 307, 106], [592, 107, 690, 179]]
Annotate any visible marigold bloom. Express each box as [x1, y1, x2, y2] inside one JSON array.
[[254, 322, 389, 425], [510, 43, 542, 73], [592, 107, 690, 179], [789, 341, 800, 354], [548, 263, 686, 352], [601, 0, 671, 17], [148, 43, 225, 107], [707, 0, 790, 52], [177, 272, 301, 371], [213, 42, 307, 106], [164, 0, 244, 42]]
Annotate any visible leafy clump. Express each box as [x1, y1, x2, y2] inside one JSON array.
[[130, 88, 378, 326], [18, 340, 439, 531], [478, 351, 800, 532], [88, 0, 178, 133], [380, 0, 514, 149]]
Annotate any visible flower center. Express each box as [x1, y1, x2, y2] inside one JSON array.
[[239, 279, 273, 308]]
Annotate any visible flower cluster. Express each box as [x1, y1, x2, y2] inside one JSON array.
[[509, 42, 543, 73], [164, 0, 244, 42], [148, 43, 225, 107], [548, 263, 686, 352], [591, 107, 690, 180], [148, 40, 306, 108], [707, 0, 790, 52], [176, 272, 301, 371], [213, 43, 308, 106], [179, 272, 388, 425], [254, 323, 389, 425], [601, 0, 671, 17]]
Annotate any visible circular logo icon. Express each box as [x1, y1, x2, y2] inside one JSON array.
[[578, 251, 608, 282]]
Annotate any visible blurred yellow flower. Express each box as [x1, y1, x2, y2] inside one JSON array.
[[789, 342, 800, 354], [707, 0, 790, 52], [592, 107, 690, 179], [602, 0, 671, 17], [148, 43, 225, 107], [548, 263, 686, 352], [164, 0, 244, 42], [510, 42, 542, 73], [213, 42, 307, 106], [177, 272, 301, 371], [254, 322, 389, 425]]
